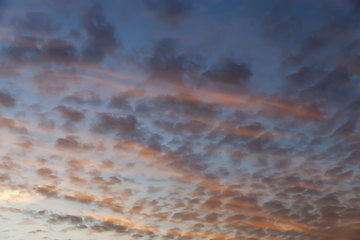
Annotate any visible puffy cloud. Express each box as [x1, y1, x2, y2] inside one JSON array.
[[0, 91, 16, 107], [54, 106, 85, 123], [81, 3, 121, 62], [145, 38, 199, 84], [36, 167, 57, 179], [201, 58, 252, 89], [92, 112, 141, 139], [55, 136, 98, 152]]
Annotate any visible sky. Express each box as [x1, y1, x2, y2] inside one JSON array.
[[0, 0, 359, 239]]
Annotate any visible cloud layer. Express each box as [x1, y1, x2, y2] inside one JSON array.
[[0, 1, 359, 240]]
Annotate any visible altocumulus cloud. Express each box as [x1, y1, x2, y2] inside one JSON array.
[[0, 1, 359, 240]]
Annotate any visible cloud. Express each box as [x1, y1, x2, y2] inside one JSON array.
[[201, 197, 222, 210], [0, 63, 19, 77], [201, 58, 252, 89], [41, 39, 77, 64], [108, 92, 133, 111], [54, 106, 85, 123], [64, 192, 95, 204], [3, 36, 43, 63], [153, 119, 209, 135], [32, 69, 82, 96], [0, 0, 9, 19], [145, 38, 199, 85], [92, 112, 141, 139], [0, 91, 16, 107], [36, 167, 57, 179], [81, 3, 121, 62], [0, 117, 27, 134], [55, 136, 96, 152], [172, 212, 199, 222], [286, 66, 323, 89], [63, 91, 102, 106], [2, 36, 78, 65], [1, 4, 123, 67], [35, 185, 60, 198], [1, 2, 360, 240], [143, 0, 193, 26], [309, 66, 353, 99], [12, 11, 62, 34]]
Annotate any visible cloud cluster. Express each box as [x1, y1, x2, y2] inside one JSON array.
[[0, 1, 359, 240]]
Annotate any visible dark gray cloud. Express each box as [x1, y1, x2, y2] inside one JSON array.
[[108, 93, 133, 111], [3, 36, 43, 63], [92, 112, 141, 140], [3, 36, 78, 65], [81, 3, 121, 62], [153, 119, 209, 135], [54, 105, 85, 131], [141, 38, 253, 93], [0, 91, 16, 107], [145, 38, 199, 85], [55, 136, 95, 152], [136, 94, 220, 119], [286, 66, 323, 89], [201, 58, 252, 90], [143, 0, 193, 26], [2, 3, 121, 67], [54, 106, 85, 123], [41, 39, 77, 64]]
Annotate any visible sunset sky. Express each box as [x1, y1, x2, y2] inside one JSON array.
[[0, 0, 360, 239]]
